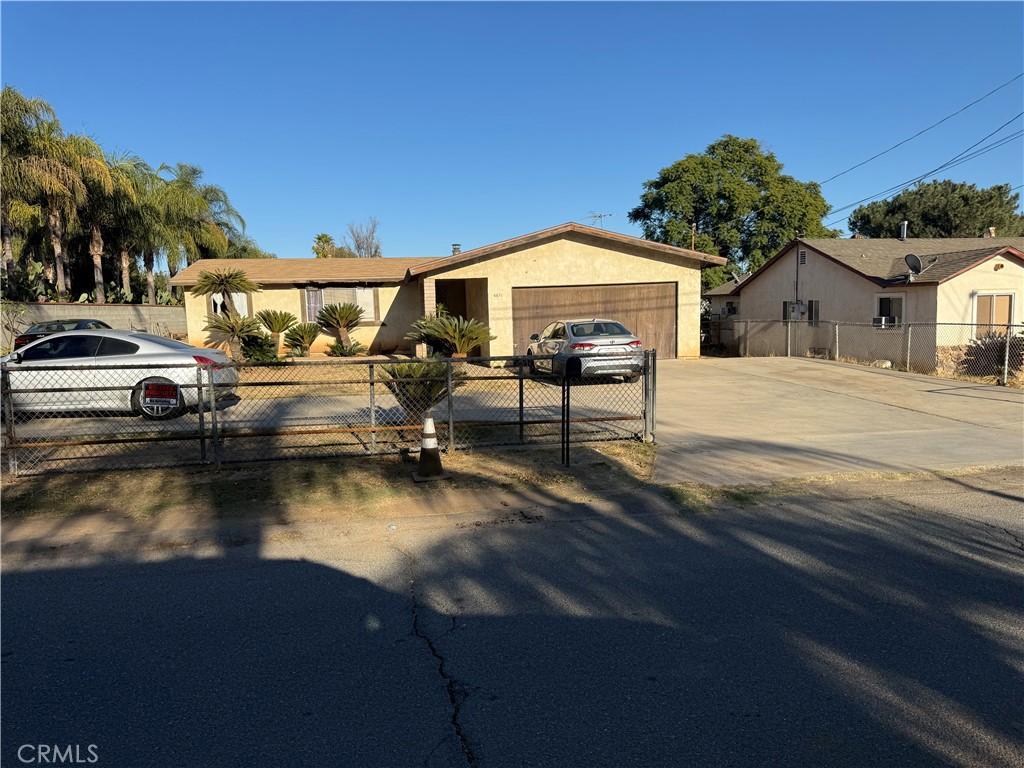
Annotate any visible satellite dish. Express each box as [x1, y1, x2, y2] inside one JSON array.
[[905, 253, 923, 274]]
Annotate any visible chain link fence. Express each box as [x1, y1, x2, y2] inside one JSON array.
[[734, 320, 1024, 386], [1, 352, 655, 476]]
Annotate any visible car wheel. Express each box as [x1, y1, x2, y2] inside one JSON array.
[[132, 377, 186, 420]]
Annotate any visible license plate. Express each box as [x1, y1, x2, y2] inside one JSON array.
[[143, 382, 179, 406]]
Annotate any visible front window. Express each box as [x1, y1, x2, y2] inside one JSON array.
[[875, 295, 903, 327], [976, 294, 1013, 337], [323, 287, 378, 322], [806, 300, 820, 327], [304, 288, 324, 322], [210, 291, 250, 316]]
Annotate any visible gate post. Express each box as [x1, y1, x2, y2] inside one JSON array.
[[904, 324, 913, 372], [368, 363, 377, 453], [518, 360, 525, 444], [206, 364, 221, 470], [785, 320, 791, 357], [195, 365, 207, 463], [833, 322, 840, 361], [446, 360, 455, 453], [1001, 331, 1011, 386], [2, 366, 18, 476]]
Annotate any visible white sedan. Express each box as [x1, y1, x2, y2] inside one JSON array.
[[2, 330, 238, 420]]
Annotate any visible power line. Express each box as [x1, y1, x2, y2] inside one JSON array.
[[820, 72, 1023, 185], [825, 112, 1024, 225], [826, 133, 1022, 226]]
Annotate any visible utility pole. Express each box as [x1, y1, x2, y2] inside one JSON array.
[[586, 212, 613, 229]]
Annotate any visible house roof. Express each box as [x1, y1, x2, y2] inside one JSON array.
[[406, 221, 727, 278], [169, 257, 439, 286], [703, 274, 748, 297], [733, 237, 1024, 295]]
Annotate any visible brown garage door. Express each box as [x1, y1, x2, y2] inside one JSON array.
[[511, 282, 677, 357]]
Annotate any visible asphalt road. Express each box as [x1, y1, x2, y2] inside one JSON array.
[[3, 468, 1022, 767]]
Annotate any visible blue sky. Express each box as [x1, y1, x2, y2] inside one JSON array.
[[2, 1, 1022, 260]]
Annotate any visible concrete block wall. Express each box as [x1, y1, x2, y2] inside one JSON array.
[[2, 302, 187, 349]]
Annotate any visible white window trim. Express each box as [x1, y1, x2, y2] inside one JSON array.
[[873, 292, 906, 329]]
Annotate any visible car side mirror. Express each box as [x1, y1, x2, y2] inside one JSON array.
[[8, 351, 22, 364], [529, 333, 540, 342]]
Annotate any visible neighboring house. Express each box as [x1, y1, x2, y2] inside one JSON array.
[[170, 222, 725, 358], [703, 274, 747, 317], [725, 236, 1024, 367], [729, 237, 1024, 326]]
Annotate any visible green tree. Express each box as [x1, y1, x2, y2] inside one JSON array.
[[78, 153, 140, 303], [312, 233, 335, 258], [158, 163, 244, 275], [628, 135, 838, 288], [0, 87, 58, 280], [848, 181, 1024, 238]]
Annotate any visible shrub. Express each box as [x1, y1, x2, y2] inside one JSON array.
[[381, 359, 465, 423], [241, 333, 279, 363], [317, 303, 364, 345], [325, 339, 367, 357], [203, 313, 264, 360], [256, 309, 297, 355], [284, 322, 323, 356], [405, 313, 495, 357]]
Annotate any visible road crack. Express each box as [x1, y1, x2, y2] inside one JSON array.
[[410, 580, 477, 767]]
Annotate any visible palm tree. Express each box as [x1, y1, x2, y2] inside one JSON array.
[[0, 87, 57, 279], [158, 163, 244, 276], [78, 152, 137, 303], [256, 309, 297, 356], [317, 302, 364, 346], [190, 268, 261, 314], [312, 233, 336, 259], [203, 313, 263, 360]]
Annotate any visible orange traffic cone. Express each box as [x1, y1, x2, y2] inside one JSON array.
[[413, 415, 450, 482]]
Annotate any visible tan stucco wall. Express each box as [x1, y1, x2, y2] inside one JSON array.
[[418, 233, 704, 357], [735, 244, 937, 324], [184, 284, 420, 354], [937, 254, 1024, 324]]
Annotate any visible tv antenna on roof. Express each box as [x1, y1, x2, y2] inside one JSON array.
[[585, 212, 613, 229]]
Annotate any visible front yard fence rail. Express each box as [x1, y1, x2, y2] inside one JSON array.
[[1, 351, 656, 476]]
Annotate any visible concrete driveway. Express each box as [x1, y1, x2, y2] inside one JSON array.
[[654, 357, 1024, 486]]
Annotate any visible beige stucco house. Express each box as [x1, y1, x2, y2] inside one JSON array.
[[724, 236, 1024, 367], [170, 222, 725, 359]]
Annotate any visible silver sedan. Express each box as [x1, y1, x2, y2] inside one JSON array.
[[2, 330, 238, 419], [526, 319, 643, 381]]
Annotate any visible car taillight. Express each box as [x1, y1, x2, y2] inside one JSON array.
[[570, 342, 595, 351], [193, 355, 223, 368], [627, 340, 643, 348], [13, 336, 29, 348]]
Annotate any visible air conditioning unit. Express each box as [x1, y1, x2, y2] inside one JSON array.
[[873, 316, 899, 328]]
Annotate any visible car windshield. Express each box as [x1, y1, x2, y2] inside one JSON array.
[[571, 322, 630, 337], [26, 321, 79, 333], [129, 333, 195, 350]]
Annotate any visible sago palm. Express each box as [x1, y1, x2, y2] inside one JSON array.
[[190, 268, 261, 314], [406, 313, 495, 356], [203, 312, 263, 360], [256, 309, 297, 355], [284, 322, 323, 356], [317, 302, 364, 345]]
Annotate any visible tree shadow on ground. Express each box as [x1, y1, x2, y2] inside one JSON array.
[[2, 440, 1023, 767]]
